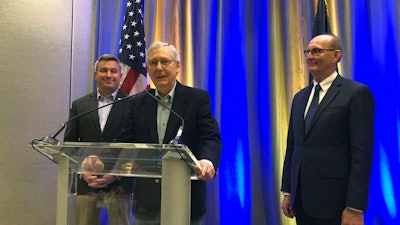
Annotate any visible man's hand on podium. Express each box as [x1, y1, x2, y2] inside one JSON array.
[[196, 160, 216, 181], [81, 155, 116, 188], [82, 174, 117, 188]]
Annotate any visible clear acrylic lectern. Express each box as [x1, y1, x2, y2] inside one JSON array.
[[31, 140, 201, 225]]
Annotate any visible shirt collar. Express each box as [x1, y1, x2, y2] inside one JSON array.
[[97, 89, 119, 101], [155, 81, 177, 102], [313, 71, 337, 92]]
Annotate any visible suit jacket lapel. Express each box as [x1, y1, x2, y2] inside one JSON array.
[[301, 85, 313, 136], [143, 89, 159, 143], [164, 82, 188, 143], [103, 90, 126, 134], [87, 92, 102, 134], [306, 75, 343, 135]]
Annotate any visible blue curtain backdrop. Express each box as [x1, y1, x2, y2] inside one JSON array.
[[352, 1, 400, 225], [91, 0, 400, 224]]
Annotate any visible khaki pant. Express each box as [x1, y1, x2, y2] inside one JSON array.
[[76, 191, 132, 225]]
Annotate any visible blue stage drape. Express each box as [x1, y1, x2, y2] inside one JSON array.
[[92, 0, 400, 224]]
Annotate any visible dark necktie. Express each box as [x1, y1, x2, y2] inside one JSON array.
[[305, 84, 321, 133]]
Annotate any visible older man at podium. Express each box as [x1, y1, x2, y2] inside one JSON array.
[[115, 41, 222, 225]]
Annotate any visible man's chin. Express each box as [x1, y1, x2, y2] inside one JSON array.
[[102, 85, 118, 92], [154, 80, 169, 86], [308, 66, 318, 73]]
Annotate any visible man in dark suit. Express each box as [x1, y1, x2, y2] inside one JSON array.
[[64, 54, 133, 225], [115, 41, 222, 225], [281, 34, 374, 225]]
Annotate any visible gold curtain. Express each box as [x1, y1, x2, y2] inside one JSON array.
[[144, 0, 194, 87], [142, 1, 360, 224]]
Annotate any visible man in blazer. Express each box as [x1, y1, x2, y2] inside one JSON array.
[[281, 34, 374, 225], [64, 54, 133, 225], [115, 41, 222, 225]]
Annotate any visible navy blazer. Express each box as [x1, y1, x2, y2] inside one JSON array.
[[281, 75, 374, 218], [64, 89, 134, 194], [116, 82, 222, 219]]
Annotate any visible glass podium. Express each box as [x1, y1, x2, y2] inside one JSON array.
[[31, 139, 201, 225]]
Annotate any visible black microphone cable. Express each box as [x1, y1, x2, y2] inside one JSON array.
[[143, 89, 202, 176], [38, 93, 138, 144]]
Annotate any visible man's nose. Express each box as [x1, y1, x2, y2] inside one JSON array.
[[156, 61, 163, 69], [105, 70, 113, 76]]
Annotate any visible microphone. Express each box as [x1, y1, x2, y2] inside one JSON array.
[[143, 89, 203, 175], [39, 92, 137, 144], [143, 89, 184, 144]]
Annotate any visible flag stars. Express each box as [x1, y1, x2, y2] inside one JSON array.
[[118, 0, 147, 80]]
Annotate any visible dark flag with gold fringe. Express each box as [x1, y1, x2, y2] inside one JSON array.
[[309, 0, 332, 83], [312, 0, 332, 37]]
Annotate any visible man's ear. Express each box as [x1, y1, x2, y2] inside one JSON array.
[[334, 50, 342, 62], [176, 61, 181, 74]]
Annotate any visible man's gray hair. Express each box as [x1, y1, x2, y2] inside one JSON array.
[[146, 41, 180, 63]]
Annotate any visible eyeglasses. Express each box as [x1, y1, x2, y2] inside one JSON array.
[[303, 48, 337, 56], [147, 59, 175, 68]]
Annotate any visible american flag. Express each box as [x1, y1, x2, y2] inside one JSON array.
[[118, 0, 148, 95]]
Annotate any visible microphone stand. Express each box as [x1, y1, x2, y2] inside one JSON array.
[[39, 93, 136, 144], [143, 89, 185, 144]]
